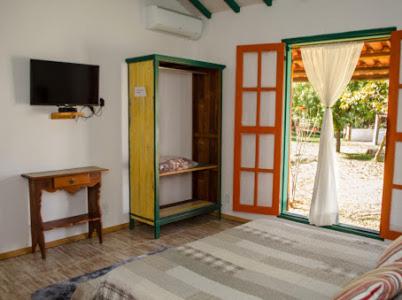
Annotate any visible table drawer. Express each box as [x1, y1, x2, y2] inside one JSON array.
[[54, 174, 90, 188]]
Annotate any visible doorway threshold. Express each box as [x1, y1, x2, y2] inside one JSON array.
[[278, 212, 383, 240]]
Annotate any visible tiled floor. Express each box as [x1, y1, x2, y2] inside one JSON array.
[[0, 215, 240, 299]]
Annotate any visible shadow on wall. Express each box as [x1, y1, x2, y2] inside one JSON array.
[[121, 62, 129, 214], [0, 175, 30, 252], [11, 56, 30, 105]]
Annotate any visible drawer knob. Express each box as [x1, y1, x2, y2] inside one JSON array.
[[69, 178, 75, 185]]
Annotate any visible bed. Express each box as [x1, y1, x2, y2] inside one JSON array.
[[72, 218, 387, 300]]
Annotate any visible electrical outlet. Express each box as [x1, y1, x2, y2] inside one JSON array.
[[223, 193, 231, 210], [224, 193, 230, 204]]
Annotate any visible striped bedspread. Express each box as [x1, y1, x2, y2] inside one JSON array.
[[73, 218, 386, 300]]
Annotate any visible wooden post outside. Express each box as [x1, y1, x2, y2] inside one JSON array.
[[346, 125, 352, 141], [373, 114, 381, 145]]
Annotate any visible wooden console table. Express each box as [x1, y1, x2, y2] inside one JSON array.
[[21, 166, 108, 259]]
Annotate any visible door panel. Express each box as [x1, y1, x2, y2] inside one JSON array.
[[397, 90, 402, 132], [261, 51, 277, 87], [394, 142, 402, 185], [257, 173, 274, 207], [233, 43, 285, 215], [400, 39, 402, 78], [241, 92, 258, 126], [258, 134, 275, 169], [240, 172, 255, 205], [241, 134, 256, 168], [243, 52, 258, 87], [390, 189, 402, 232], [260, 91, 276, 126], [381, 30, 402, 239]]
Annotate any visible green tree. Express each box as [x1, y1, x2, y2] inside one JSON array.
[[338, 80, 388, 128], [292, 80, 389, 152], [291, 82, 323, 132]]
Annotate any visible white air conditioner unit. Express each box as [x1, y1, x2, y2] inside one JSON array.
[[145, 5, 203, 40]]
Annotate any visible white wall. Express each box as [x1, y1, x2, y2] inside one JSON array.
[[0, 0, 197, 253], [350, 128, 386, 143], [193, 0, 402, 220]]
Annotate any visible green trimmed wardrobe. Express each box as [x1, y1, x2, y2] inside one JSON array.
[[126, 54, 225, 238]]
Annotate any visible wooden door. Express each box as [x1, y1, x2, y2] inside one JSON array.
[[233, 43, 284, 215], [381, 30, 402, 239]]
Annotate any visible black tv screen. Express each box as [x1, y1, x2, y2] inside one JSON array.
[[30, 59, 99, 106]]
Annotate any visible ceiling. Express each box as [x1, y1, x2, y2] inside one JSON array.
[[177, 0, 272, 18], [292, 40, 391, 82]]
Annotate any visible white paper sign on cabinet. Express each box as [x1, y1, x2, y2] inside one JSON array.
[[134, 86, 147, 97]]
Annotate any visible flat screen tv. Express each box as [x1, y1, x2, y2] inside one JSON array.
[[30, 59, 99, 106]]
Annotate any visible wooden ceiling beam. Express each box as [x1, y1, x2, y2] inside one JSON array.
[[292, 39, 391, 82], [224, 0, 240, 13], [293, 74, 390, 82], [293, 66, 390, 74], [263, 0, 273, 6], [188, 0, 212, 19]]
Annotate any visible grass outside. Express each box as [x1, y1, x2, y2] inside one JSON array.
[[343, 152, 384, 162], [291, 133, 320, 144]]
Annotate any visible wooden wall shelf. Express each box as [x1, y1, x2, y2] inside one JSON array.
[[50, 112, 84, 119]]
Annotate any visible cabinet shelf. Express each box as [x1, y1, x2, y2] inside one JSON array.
[[159, 164, 218, 177], [131, 200, 218, 226], [160, 199, 214, 218]]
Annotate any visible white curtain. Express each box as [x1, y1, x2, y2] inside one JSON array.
[[301, 41, 363, 226]]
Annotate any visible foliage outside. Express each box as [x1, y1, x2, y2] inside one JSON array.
[[291, 80, 389, 136]]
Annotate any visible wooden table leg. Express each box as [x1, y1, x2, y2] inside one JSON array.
[[29, 181, 46, 259], [29, 188, 38, 254], [88, 181, 103, 243]]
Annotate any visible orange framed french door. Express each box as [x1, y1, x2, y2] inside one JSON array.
[[381, 30, 402, 240], [233, 43, 284, 215]]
